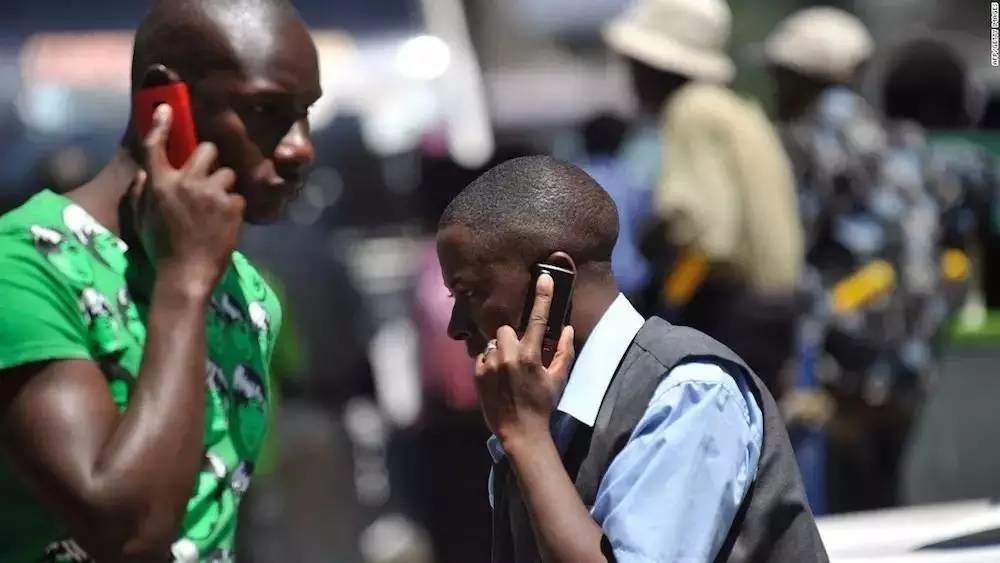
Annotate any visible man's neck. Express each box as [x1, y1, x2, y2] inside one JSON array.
[[64, 147, 139, 237], [568, 280, 622, 354]]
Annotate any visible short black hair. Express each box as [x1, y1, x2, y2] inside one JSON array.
[[130, 0, 299, 93], [883, 38, 968, 128], [439, 156, 619, 270]]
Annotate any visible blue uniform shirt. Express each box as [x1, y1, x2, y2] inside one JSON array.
[[488, 295, 763, 562]]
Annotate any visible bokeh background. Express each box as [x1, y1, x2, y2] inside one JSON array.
[[2, 1, 999, 561]]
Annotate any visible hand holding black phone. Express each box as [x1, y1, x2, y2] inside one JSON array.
[[519, 263, 575, 367]]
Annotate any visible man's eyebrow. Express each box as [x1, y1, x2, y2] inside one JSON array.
[[239, 77, 306, 97], [239, 83, 323, 112], [446, 273, 475, 289], [240, 85, 293, 100]]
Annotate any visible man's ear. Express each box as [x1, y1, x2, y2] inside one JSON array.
[[543, 251, 576, 274]]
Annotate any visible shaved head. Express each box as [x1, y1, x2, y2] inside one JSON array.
[[436, 156, 622, 357], [440, 156, 619, 271], [126, 0, 321, 224], [130, 0, 299, 92]]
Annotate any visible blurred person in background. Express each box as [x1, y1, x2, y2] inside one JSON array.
[[0, 0, 319, 560], [603, 0, 804, 397], [394, 151, 501, 563], [766, 7, 958, 512], [883, 37, 1000, 319], [405, 232, 491, 563], [438, 155, 826, 563], [574, 113, 652, 302], [0, 104, 30, 215], [238, 220, 375, 562], [767, 7, 878, 248]]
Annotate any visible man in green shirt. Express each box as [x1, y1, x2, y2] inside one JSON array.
[[0, 1, 321, 561]]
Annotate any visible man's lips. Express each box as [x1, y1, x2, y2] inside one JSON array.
[[262, 175, 303, 200], [276, 171, 303, 186], [465, 341, 485, 358]]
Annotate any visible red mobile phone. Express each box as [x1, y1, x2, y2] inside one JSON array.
[[134, 64, 198, 168], [519, 263, 575, 366]]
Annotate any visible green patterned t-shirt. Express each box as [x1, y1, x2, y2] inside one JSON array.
[[0, 190, 281, 562]]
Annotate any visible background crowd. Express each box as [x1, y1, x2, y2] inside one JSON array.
[[2, 0, 999, 561]]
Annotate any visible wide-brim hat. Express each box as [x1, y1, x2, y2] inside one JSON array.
[[603, 0, 734, 83], [764, 7, 874, 83]]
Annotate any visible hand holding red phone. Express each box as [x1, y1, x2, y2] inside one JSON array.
[[475, 273, 576, 446], [132, 104, 244, 296]]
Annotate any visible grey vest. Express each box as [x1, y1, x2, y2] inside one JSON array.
[[492, 318, 828, 563]]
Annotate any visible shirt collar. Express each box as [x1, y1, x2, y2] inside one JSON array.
[[485, 294, 644, 464], [556, 293, 645, 427]]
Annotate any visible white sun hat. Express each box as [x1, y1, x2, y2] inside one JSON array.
[[764, 7, 874, 83], [603, 0, 734, 83]]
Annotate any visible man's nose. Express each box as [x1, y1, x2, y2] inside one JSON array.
[[274, 119, 315, 169], [447, 307, 470, 341]]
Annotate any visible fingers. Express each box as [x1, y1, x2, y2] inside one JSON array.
[[143, 104, 173, 173], [226, 192, 247, 217], [496, 326, 519, 363], [183, 144, 239, 197], [142, 105, 234, 199], [477, 328, 514, 379], [183, 143, 219, 177], [546, 325, 576, 380], [128, 168, 148, 218], [208, 166, 238, 194], [475, 347, 499, 379], [521, 273, 554, 359]]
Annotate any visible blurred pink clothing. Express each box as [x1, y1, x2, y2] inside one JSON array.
[[414, 241, 479, 411]]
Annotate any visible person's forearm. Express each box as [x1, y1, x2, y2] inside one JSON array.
[[86, 267, 211, 558], [505, 433, 607, 563]]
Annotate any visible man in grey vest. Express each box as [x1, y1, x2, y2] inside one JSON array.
[[436, 156, 827, 562]]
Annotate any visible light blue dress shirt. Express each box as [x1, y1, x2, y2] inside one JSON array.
[[488, 294, 763, 562]]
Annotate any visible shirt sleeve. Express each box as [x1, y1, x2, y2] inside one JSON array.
[[247, 264, 285, 371], [590, 361, 763, 563], [264, 290, 284, 370], [0, 250, 91, 372], [657, 87, 740, 262], [659, 86, 802, 290]]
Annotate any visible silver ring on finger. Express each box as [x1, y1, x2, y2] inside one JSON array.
[[483, 339, 498, 358]]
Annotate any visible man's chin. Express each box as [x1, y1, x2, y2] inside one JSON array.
[[242, 200, 288, 225], [240, 180, 301, 225]]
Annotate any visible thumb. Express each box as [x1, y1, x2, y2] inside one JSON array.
[[143, 103, 173, 173], [546, 325, 576, 382], [128, 168, 149, 220]]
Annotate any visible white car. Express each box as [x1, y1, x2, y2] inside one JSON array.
[[817, 498, 1000, 562]]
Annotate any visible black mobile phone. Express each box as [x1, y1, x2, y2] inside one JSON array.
[[519, 263, 575, 366]]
